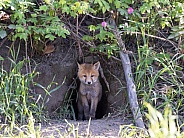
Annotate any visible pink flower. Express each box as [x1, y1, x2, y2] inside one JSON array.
[[101, 21, 107, 27], [127, 7, 134, 14]]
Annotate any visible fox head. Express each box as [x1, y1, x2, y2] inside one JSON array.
[[77, 62, 100, 85]]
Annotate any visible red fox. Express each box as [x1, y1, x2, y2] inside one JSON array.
[[77, 61, 102, 120]]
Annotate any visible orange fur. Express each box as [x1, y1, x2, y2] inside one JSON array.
[[77, 62, 102, 120]]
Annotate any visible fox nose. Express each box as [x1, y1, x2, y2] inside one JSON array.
[[87, 82, 92, 85]]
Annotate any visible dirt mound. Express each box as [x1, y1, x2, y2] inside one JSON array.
[[0, 39, 127, 120], [33, 45, 76, 113], [41, 117, 131, 137]]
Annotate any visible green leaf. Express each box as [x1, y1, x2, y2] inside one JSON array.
[[44, 0, 50, 4], [99, 45, 104, 52], [168, 33, 179, 39], [27, 17, 37, 24], [45, 34, 56, 40], [89, 25, 96, 31], [15, 60, 25, 70], [16, 25, 25, 32], [39, 5, 48, 12], [17, 33, 28, 40], [0, 30, 7, 39], [121, 3, 128, 8], [102, 7, 106, 13], [75, 2, 80, 7], [82, 35, 93, 41], [160, 21, 166, 29], [118, 8, 126, 16], [60, 31, 68, 38], [121, 0, 131, 4], [8, 24, 16, 29], [31, 13, 37, 18], [178, 30, 184, 35], [63, 29, 70, 35], [180, 16, 184, 24], [59, 0, 66, 5], [49, 84, 62, 94], [94, 0, 102, 6], [0, 56, 4, 61], [157, 53, 170, 61], [102, 0, 110, 12], [114, 0, 121, 8], [34, 82, 49, 95]]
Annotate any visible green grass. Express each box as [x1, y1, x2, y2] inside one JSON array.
[[134, 40, 184, 130], [0, 47, 62, 136], [0, 102, 183, 138]]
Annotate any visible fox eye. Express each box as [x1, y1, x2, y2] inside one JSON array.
[[83, 75, 87, 77], [91, 75, 94, 77]]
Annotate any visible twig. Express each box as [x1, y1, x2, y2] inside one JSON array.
[[79, 14, 87, 27], [127, 31, 177, 48], [25, 40, 29, 74], [76, 15, 83, 58], [107, 69, 126, 89], [0, 37, 8, 47], [60, 42, 76, 64], [119, 18, 178, 48], [64, 23, 95, 47], [178, 21, 182, 49], [99, 65, 110, 92], [108, 18, 146, 129], [86, 13, 110, 20], [110, 56, 121, 61]]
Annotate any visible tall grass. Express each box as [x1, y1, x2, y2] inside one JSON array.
[[0, 52, 43, 136], [134, 32, 184, 128], [0, 56, 39, 125], [56, 89, 76, 120], [0, 113, 42, 137], [0, 47, 62, 136]]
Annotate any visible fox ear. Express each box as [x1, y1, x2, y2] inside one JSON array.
[[94, 61, 100, 70], [77, 62, 81, 70]]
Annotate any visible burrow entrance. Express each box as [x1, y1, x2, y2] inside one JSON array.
[[70, 76, 109, 120]]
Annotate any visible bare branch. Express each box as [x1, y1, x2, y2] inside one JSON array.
[[108, 18, 146, 129]]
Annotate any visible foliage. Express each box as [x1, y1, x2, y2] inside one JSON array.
[[0, 0, 184, 137], [134, 38, 184, 127], [167, 2, 184, 41], [1, 0, 183, 55], [119, 125, 147, 137], [0, 113, 41, 137], [1, 103, 183, 137], [83, 24, 119, 57], [0, 0, 70, 52], [0, 46, 61, 127], [119, 103, 184, 138], [1, 103, 184, 137], [145, 102, 184, 138], [45, 83, 76, 121], [0, 52, 39, 125]]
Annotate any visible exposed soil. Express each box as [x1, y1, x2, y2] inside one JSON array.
[[0, 39, 130, 137], [41, 117, 132, 138]]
